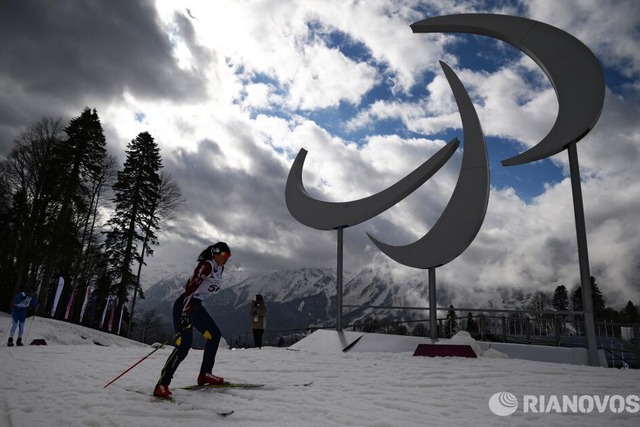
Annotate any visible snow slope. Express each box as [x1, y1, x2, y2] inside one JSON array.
[[1, 313, 638, 426]]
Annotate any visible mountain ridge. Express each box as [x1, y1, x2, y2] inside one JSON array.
[[135, 265, 539, 345]]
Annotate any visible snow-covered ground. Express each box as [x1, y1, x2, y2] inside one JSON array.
[[1, 312, 639, 427]]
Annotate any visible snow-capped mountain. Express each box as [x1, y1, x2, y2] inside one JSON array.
[[135, 264, 539, 345], [136, 267, 352, 344]]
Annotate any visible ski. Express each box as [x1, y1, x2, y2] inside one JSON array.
[[151, 394, 178, 404], [295, 381, 314, 387], [180, 380, 313, 391], [180, 382, 265, 391], [126, 389, 234, 416]]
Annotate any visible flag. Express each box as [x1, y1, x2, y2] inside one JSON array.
[[117, 304, 125, 335], [107, 297, 118, 332], [100, 296, 110, 329], [50, 276, 64, 317], [79, 286, 92, 323], [64, 286, 77, 320]]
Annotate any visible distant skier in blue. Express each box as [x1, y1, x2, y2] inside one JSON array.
[[154, 242, 231, 398], [8, 289, 38, 347]]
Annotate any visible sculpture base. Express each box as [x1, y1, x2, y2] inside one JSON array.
[[413, 343, 477, 358]]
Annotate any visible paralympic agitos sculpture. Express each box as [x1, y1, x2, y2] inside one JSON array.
[[285, 14, 604, 365]]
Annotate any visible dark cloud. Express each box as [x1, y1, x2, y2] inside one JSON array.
[[158, 133, 378, 274], [0, 0, 209, 157]]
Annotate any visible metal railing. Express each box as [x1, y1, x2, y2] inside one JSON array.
[[342, 304, 640, 369], [228, 305, 639, 369], [228, 327, 318, 349]]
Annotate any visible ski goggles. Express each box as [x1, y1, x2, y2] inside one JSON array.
[[218, 251, 231, 259]]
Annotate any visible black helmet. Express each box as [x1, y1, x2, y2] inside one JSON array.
[[198, 242, 231, 261], [211, 242, 231, 255]]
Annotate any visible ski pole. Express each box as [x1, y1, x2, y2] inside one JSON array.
[[103, 336, 174, 388]]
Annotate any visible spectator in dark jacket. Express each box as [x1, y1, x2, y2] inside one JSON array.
[[250, 294, 268, 348]]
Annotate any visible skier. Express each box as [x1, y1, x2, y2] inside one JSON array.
[[154, 242, 232, 398], [8, 289, 38, 347], [250, 294, 268, 348]]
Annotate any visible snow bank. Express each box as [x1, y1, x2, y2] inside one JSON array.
[[1, 312, 637, 426]]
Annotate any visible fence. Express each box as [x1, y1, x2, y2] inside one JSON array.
[[342, 304, 640, 369], [228, 327, 317, 349], [228, 306, 639, 369]]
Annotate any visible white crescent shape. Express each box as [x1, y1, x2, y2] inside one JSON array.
[[411, 14, 605, 166], [367, 61, 489, 268], [285, 137, 459, 230]]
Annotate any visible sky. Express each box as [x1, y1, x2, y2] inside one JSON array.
[[0, 0, 639, 307], [1, 312, 639, 426]]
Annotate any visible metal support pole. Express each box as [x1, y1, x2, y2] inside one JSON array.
[[336, 227, 344, 331], [502, 316, 507, 342], [429, 267, 437, 340], [633, 325, 640, 366], [568, 142, 599, 366]]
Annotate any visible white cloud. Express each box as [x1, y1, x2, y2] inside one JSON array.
[[287, 43, 380, 110], [243, 83, 280, 109], [150, 0, 639, 306], [140, 2, 640, 307], [525, 0, 640, 78]]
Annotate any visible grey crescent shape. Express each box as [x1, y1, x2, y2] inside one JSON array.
[[285, 138, 459, 230], [411, 14, 605, 166], [367, 61, 489, 268]]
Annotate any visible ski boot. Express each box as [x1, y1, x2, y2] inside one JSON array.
[[7, 337, 13, 347], [197, 373, 224, 386], [16, 337, 23, 346], [153, 384, 172, 397]]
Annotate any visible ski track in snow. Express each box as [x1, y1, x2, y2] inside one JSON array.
[[1, 313, 639, 426]]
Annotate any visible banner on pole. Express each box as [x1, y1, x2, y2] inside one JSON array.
[[107, 296, 118, 332], [79, 286, 92, 323], [99, 296, 110, 329], [64, 286, 77, 320], [117, 304, 125, 335], [50, 276, 64, 317]]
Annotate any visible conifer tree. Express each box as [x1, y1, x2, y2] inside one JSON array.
[[590, 277, 605, 320], [552, 285, 569, 311], [127, 172, 183, 336], [622, 301, 640, 323], [42, 108, 106, 313], [572, 286, 583, 312], [103, 132, 162, 318], [572, 277, 606, 319]]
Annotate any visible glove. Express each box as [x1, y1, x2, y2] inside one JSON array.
[[179, 315, 192, 332]]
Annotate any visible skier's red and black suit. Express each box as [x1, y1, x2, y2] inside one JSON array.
[[180, 260, 223, 317], [158, 260, 224, 386]]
